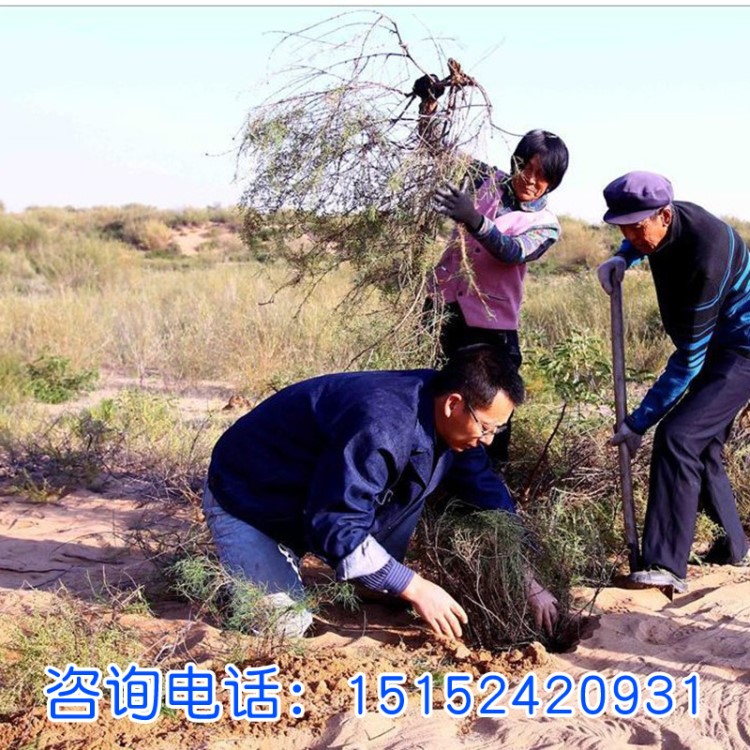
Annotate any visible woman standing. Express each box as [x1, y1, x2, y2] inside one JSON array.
[[429, 130, 569, 462]]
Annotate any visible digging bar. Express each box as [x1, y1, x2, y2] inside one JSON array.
[[610, 275, 641, 573]]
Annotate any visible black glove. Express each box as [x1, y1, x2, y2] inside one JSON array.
[[412, 74, 446, 101], [433, 181, 482, 230]]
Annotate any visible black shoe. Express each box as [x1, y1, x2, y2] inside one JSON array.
[[701, 537, 750, 566]]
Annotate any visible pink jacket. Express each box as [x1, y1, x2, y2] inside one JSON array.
[[432, 173, 560, 330]]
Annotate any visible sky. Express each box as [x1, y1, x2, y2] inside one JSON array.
[[2, 4, 750, 223]]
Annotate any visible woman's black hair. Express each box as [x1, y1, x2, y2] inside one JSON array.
[[511, 129, 569, 193], [431, 344, 525, 409]]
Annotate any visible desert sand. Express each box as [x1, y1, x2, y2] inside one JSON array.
[[1, 486, 749, 749], [1, 379, 748, 749]]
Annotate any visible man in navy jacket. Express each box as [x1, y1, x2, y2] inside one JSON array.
[[203, 345, 558, 637], [598, 171, 750, 593]]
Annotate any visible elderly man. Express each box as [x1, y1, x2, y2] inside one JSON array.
[[203, 345, 558, 637], [597, 171, 750, 592]]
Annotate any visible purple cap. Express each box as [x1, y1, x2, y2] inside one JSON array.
[[602, 171, 674, 225]]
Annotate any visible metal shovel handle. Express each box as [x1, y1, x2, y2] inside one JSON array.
[[610, 276, 641, 573]]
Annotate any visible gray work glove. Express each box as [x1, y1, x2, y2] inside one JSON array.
[[433, 181, 482, 231], [610, 421, 643, 459], [597, 256, 627, 295]]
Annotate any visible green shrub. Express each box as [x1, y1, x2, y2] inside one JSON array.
[[167, 554, 313, 640], [528, 329, 612, 403], [26, 354, 98, 404], [0, 592, 142, 713], [0, 214, 47, 251]]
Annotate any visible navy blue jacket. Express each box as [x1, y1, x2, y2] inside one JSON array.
[[617, 201, 750, 433], [207, 369, 515, 582]]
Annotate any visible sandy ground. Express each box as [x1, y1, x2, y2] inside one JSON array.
[[1, 381, 749, 749], [171, 223, 238, 256], [2, 491, 749, 749]]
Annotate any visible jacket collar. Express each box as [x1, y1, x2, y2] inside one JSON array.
[[652, 202, 680, 255], [411, 375, 452, 490]]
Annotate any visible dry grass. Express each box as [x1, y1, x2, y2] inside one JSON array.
[[523, 269, 671, 382], [0, 261, 383, 394], [0, 204, 746, 658], [542, 216, 620, 273]]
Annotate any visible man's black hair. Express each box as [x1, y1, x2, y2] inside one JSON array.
[[431, 344, 525, 408], [511, 129, 569, 193]]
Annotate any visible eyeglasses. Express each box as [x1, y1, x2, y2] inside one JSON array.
[[466, 402, 508, 438]]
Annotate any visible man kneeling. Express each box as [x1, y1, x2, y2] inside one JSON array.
[[203, 345, 557, 638]]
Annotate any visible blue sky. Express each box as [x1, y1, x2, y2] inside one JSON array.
[[2, 5, 749, 222]]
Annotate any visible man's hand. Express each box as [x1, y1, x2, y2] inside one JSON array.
[[401, 573, 468, 639], [610, 422, 643, 459], [525, 576, 559, 636], [434, 181, 482, 231], [596, 255, 627, 295]]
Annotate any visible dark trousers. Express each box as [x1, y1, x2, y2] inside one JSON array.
[[643, 349, 750, 577], [438, 302, 522, 465]]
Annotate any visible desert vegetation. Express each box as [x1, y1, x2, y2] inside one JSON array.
[[2, 14, 750, 730], [0, 202, 747, 684]]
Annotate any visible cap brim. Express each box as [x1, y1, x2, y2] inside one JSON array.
[[603, 207, 660, 225]]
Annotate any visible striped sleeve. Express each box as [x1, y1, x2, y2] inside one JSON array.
[[355, 557, 414, 595], [470, 217, 560, 264], [627, 225, 739, 433], [616, 239, 644, 267]]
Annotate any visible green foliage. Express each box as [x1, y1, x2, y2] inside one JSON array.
[[26, 354, 98, 404], [0, 388, 220, 505], [167, 554, 312, 639], [529, 330, 612, 403], [0, 214, 47, 251], [0, 593, 142, 713], [74, 389, 217, 495], [309, 580, 361, 613], [531, 492, 624, 587]]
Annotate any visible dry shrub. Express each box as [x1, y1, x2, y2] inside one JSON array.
[[134, 218, 173, 252], [237, 10, 519, 363], [544, 216, 620, 273], [416, 503, 572, 651], [0, 589, 143, 714], [25, 234, 136, 291], [727, 404, 750, 519], [723, 215, 750, 246], [0, 213, 47, 251]]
